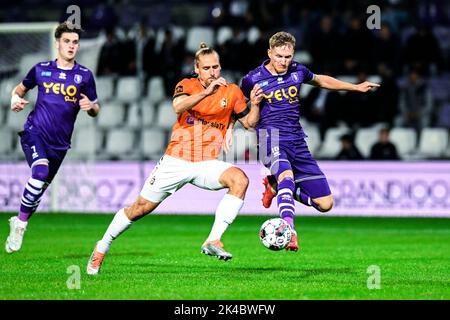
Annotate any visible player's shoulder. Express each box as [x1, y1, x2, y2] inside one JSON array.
[[75, 63, 94, 74], [34, 60, 53, 70], [290, 61, 310, 73], [242, 66, 265, 85]]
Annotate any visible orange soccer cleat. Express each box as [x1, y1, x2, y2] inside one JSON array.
[[86, 243, 106, 275], [262, 175, 277, 208], [285, 230, 299, 252]]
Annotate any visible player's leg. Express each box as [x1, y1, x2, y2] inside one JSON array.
[[291, 139, 333, 213], [294, 180, 333, 212], [87, 156, 188, 274], [6, 131, 50, 253], [191, 162, 248, 260]]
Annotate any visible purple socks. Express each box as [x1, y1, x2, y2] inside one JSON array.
[[277, 177, 296, 229], [18, 164, 48, 222]]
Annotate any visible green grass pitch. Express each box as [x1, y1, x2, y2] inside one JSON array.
[[0, 213, 449, 300]]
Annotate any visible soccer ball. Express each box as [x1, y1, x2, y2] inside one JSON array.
[[259, 218, 293, 251]]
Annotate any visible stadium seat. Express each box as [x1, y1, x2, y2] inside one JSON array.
[[116, 77, 141, 103], [74, 110, 97, 129], [127, 100, 156, 129], [147, 76, 166, 104], [247, 26, 260, 44], [97, 103, 125, 129], [316, 126, 350, 159], [294, 51, 312, 65], [355, 127, 380, 158], [389, 127, 417, 159], [156, 99, 177, 129], [95, 76, 115, 102], [19, 53, 49, 76], [216, 26, 233, 45], [141, 128, 166, 159], [185, 26, 214, 53], [417, 128, 449, 158], [303, 124, 321, 156], [0, 106, 5, 126], [0, 77, 21, 106], [6, 108, 29, 131], [69, 126, 104, 159], [104, 128, 137, 159], [0, 128, 13, 155]]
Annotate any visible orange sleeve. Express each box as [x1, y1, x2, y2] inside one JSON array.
[[173, 78, 195, 99], [231, 85, 249, 118]]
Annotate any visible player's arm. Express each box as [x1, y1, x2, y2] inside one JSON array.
[[308, 74, 380, 92], [173, 77, 227, 114], [10, 83, 30, 113], [79, 93, 100, 117], [222, 117, 235, 154], [239, 84, 263, 129]]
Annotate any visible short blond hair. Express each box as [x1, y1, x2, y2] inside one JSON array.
[[269, 31, 296, 49], [194, 42, 219, 65]]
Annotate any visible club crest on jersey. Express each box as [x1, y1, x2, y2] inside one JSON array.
[[292, 72, 299, 82], [74, 74, 82, 84], [221, 98, 227, 108], [58, 72, 66, 80]]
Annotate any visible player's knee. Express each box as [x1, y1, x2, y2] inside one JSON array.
[[31, 164, 49, 182], [277, 170, 294, 183], [234, 172, 249, 192], [126, 197, 158, 221], [315, 196, 334, 212]]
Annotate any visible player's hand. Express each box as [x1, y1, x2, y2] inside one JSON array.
[[204, 77, 227, 96], [79, 93, 94, 111], [354, 81, 380, 93], [10, 94, 29, 113], [250, 84, 263, 106], [222, 128, 233, 154]]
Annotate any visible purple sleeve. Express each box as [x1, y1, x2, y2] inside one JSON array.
[[240, 75, 253, 100], [81, 72, 98, 103], [22, 65, 37, 89], [299, 65, 315, 82]]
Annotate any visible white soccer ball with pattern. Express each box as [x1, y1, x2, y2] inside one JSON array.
[[259, 218, 293, 251]]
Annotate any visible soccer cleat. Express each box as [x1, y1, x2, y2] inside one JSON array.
[[86, 243, 106, 275], [201, 240, 232, 261], [5, 217, 27, 254], [262, 175, 277, 208], [285, 230, 299, 252]]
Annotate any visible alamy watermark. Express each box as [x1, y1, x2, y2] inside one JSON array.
[[367, 265, 381, 289], [66, 265, 81, 290], [366, 5, 381, 30], [66, 5, 81, 29]]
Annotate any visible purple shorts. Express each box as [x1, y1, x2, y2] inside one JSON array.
[[19, 128, 67, 184], [260, 138, 331, 199]]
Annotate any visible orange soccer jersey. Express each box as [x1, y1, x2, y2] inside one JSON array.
[[165, 77, 248, 162]]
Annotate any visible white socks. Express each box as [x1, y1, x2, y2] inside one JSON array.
[[206, 194, 244, 242], [96, 208, 132, 254]]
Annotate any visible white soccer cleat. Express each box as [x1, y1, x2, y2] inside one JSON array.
[[86, 243, 106, 275], [5, 216, 28, 254], [201, 240, 233, 261]]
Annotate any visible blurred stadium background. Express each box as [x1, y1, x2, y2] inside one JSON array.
[[1, 0, 450, 301], [0, 0, 449, 215]]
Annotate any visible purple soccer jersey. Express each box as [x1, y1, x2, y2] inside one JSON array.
[[241, 60, 331, 199], [240, 59, 314, 141], [21, 60, 98, 150]]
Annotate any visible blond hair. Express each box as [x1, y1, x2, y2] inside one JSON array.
[[269, 31, 296, 49], [194, 42, 219, 65]]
